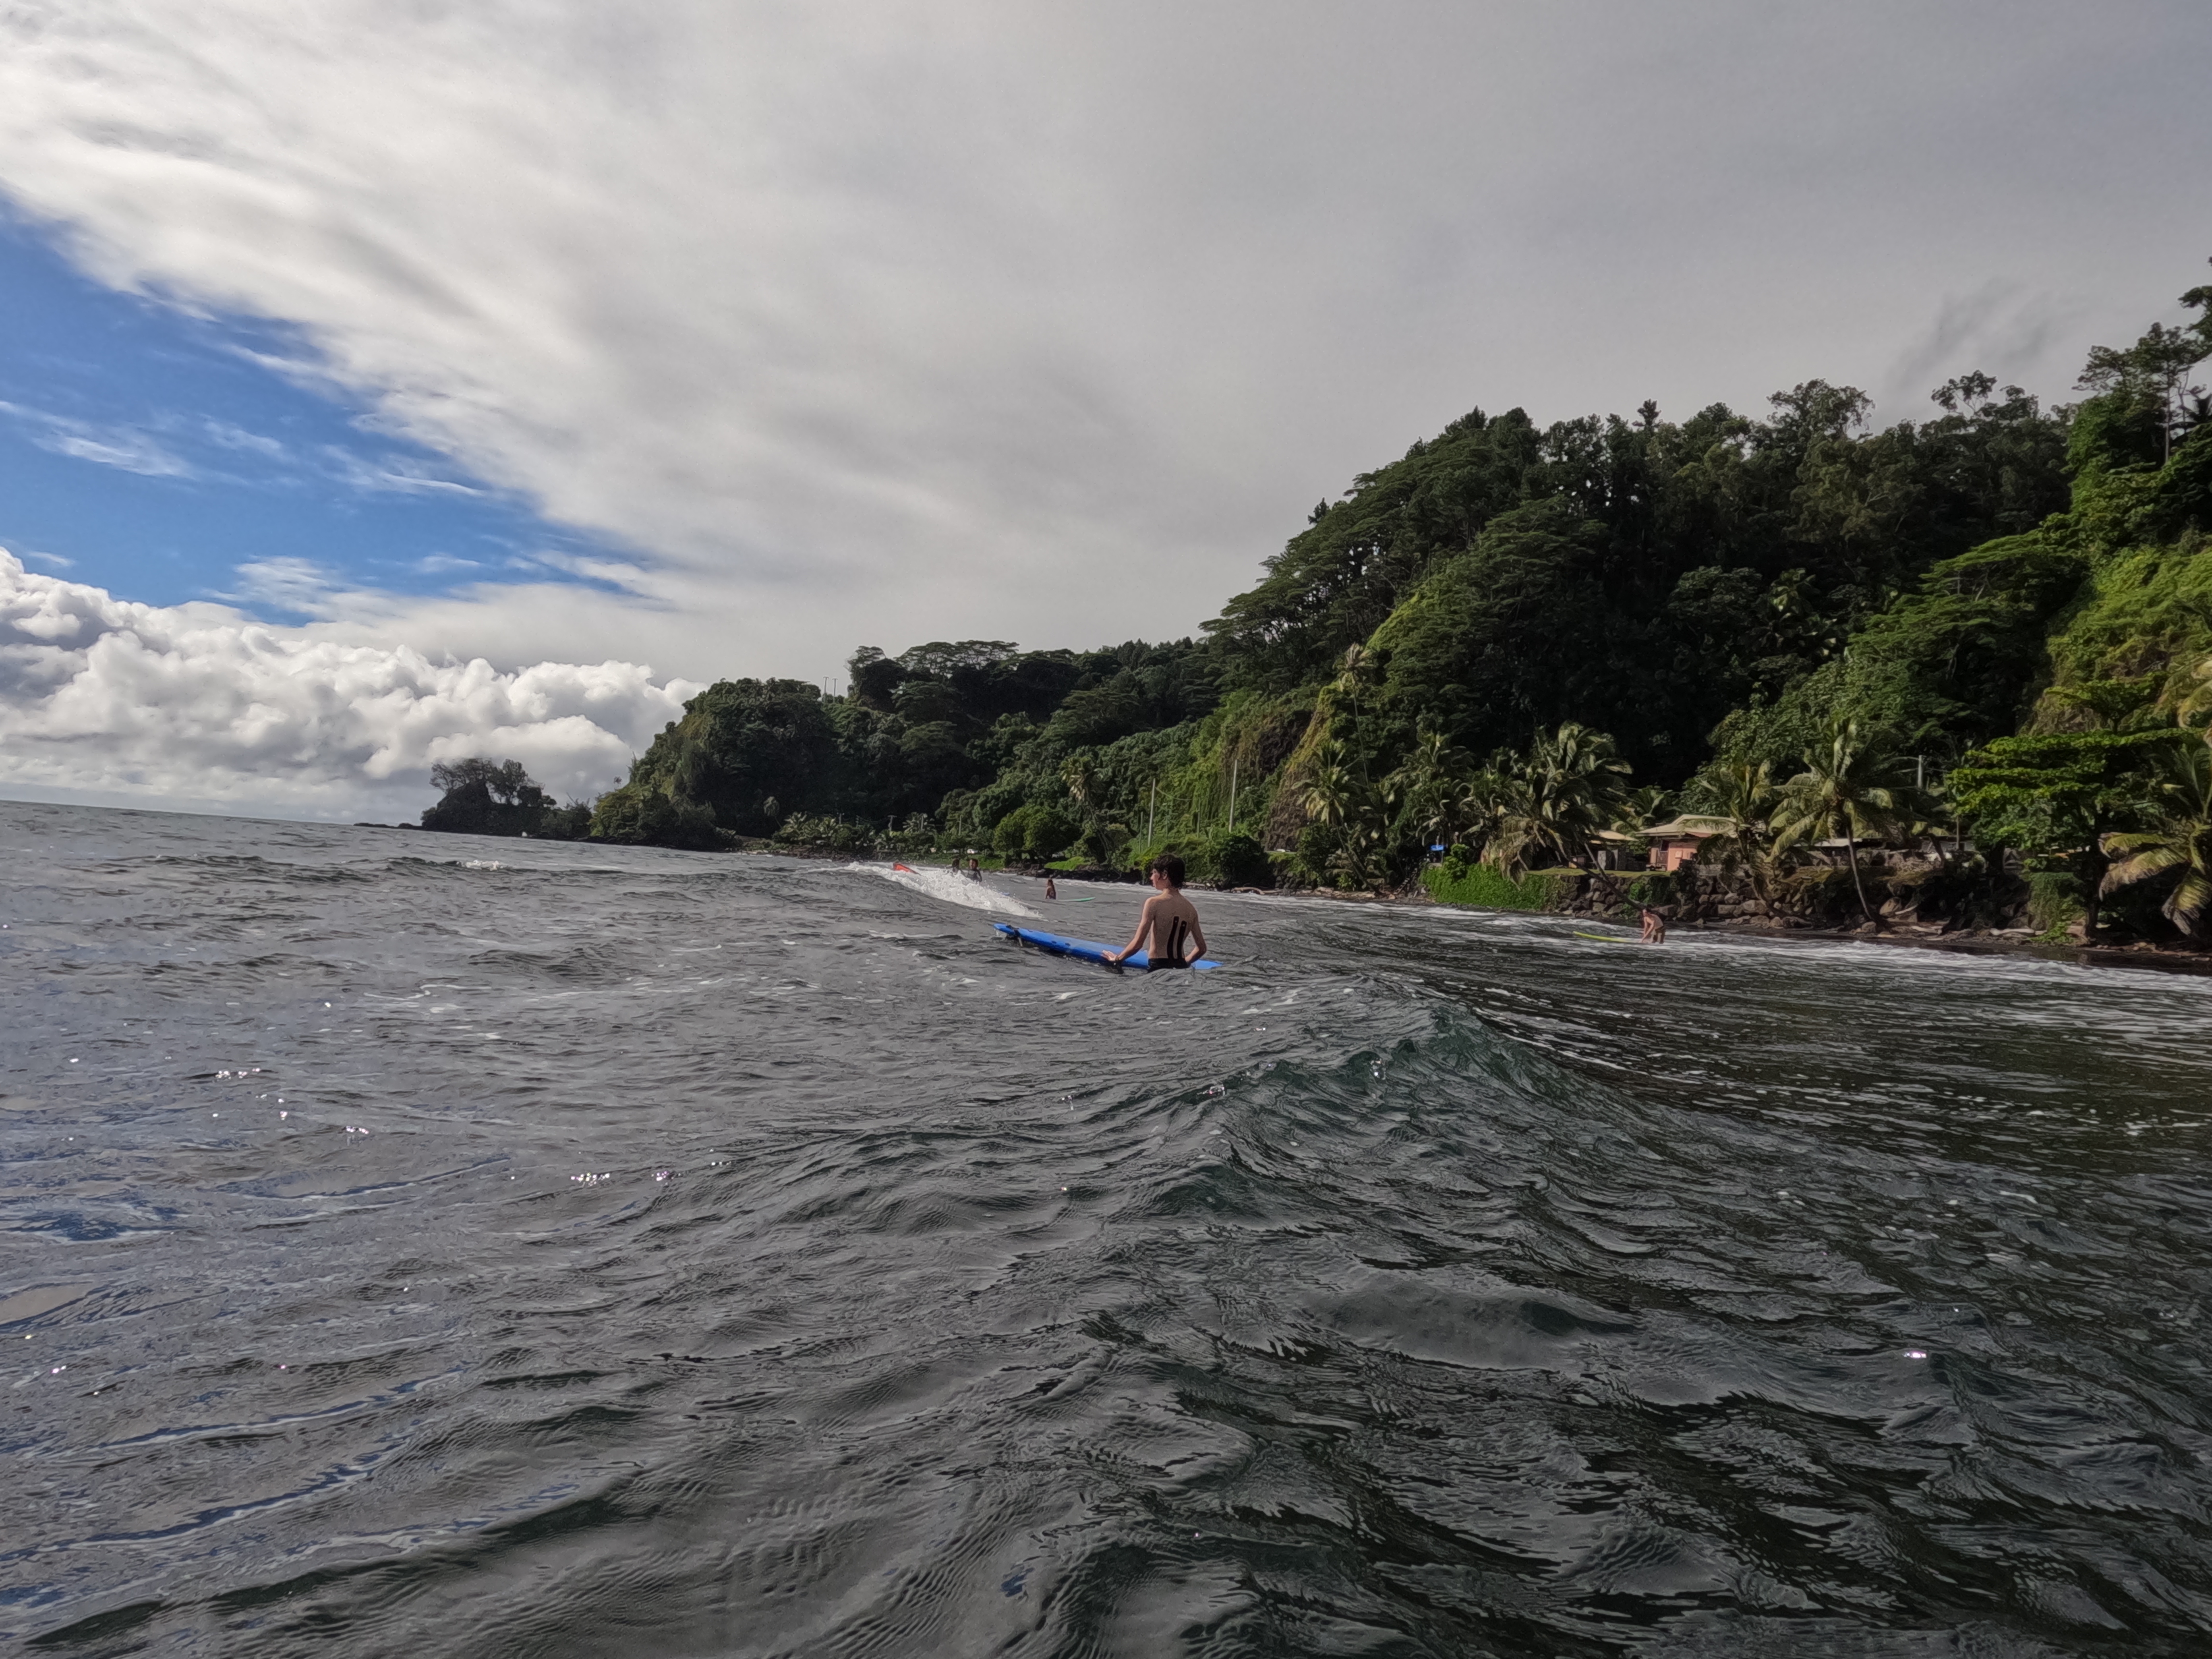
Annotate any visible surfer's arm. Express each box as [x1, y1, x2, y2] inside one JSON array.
[[1106, 896, 1158, 964]]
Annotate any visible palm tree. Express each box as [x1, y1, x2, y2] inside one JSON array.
[[1061, 751, 1115, 860], [1611, 785, 1673, 836], [1771, 719, 1911, 926], [1301, 737, 1384, 886], [1687, 760, 1784, 902], [1303, 738, 1358, 828], [1446, 760, 1515, 859], [2177, 652, 2212, 731], [1060, 752, 1097, 811], [1331, 643, 1379, 704], [1395, 729, 1458, 791], [1387, 730, 1466, 856], [1482, 772, 1543, 876], [1489, 722, 1632, 874], [1320, 644, 1382, 733], [2101, 737, 2212, 938], [1337, 810, 1390, 890]]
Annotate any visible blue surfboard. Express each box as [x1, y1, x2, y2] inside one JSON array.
[[994, 922, 1220, 971]]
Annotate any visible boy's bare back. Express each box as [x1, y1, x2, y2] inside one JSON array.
[[1135, 889, 1202, 962], [1108, 852, 1207, 968]]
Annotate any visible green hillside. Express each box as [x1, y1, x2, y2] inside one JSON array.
[[437, 274, 2212, 939]]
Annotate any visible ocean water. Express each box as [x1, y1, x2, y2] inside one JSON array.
[[5, 799, 2212, 1657]]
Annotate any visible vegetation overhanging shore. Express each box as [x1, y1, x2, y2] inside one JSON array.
[[417, 269, 2212, 954]]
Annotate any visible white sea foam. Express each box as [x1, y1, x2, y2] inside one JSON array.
[[858, 862, 1039, 919]]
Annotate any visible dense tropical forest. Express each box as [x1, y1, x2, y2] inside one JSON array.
[[427, 274, 2212, 942]]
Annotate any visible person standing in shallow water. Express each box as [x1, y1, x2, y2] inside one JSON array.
[[1640, 905, 1668, 944], [1044, 875, 1058, 901], [1108, 853, 1207, 968]]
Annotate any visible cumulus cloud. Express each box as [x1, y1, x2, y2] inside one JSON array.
[[0, 0, 2205, 698], [0, 549, 697, 819]]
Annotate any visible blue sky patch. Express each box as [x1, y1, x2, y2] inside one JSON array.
[[0, 214, 620, 618]]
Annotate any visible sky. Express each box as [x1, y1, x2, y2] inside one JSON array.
[[0, 0, 2207, 820]]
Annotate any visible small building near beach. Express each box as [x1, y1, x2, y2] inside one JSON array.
[[1589, 830, 1641, 870], [1641, 816, 1729, 871]]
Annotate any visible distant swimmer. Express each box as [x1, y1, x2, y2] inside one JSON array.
[[968, 857, 982, 881], [1640, 905, 1668, 944], [1108, 853, 1207, 969], [1044, 875, 1058, 901]]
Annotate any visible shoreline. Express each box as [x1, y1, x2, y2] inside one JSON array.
[[444, 831, 2212, 980], [1001, 864, 2212, 978], [1333, 883, 2212, 976]]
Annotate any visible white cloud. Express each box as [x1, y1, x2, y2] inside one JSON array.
[[0, 399, 194, 478], [0, 548, 698, 819], [39, 428, 191, 477], [317, 447, 483, 498], [0, 0, 2206, 697], [228, 556, 341, 614], [198, 417, 287, 459]]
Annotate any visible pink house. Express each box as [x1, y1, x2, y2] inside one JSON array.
[[1641, 816, 1729, 872]]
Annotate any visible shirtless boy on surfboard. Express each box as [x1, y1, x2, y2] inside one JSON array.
[[1107, 853, 1208, 969]]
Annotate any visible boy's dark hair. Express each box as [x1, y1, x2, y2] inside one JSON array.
[[1149, 852, 1187, 888]]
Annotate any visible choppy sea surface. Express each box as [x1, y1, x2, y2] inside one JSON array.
[[6, 799, 2212, 1658]]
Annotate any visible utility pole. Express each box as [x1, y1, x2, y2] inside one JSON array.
[[1147, 779, 1157, 846], [1227, 755, 1239, 835]]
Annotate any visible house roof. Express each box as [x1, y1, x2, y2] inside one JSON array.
[[1640, 816, 1731, 840]]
